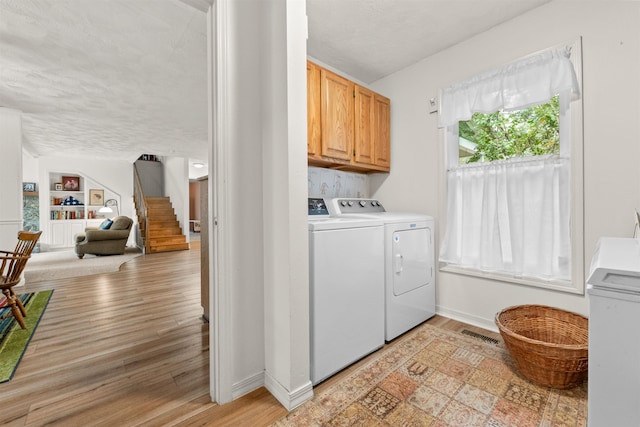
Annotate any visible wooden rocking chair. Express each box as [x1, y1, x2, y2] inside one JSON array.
[[0, 231, 42, 329]]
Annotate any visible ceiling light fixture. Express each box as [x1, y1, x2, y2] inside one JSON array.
[[193, 162, 205, 168]]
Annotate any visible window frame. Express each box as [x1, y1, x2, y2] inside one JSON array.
[[438, 38, 585, 295]]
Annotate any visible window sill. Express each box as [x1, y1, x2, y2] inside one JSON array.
[[439, 264, 584, 295]]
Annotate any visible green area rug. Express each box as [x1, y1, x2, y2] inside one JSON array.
[[0, 290, 53, 383]]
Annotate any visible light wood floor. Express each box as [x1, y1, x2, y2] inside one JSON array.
[[3, 242, 501, 426]]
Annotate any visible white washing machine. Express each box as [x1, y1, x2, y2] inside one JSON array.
[[327, 198, 435, 341], [308, 198, 385, 385]]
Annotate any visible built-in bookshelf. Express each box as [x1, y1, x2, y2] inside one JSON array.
[[49, 173, 86, 220], [46, 171, 120, 248], [48, 172, 116, 221]]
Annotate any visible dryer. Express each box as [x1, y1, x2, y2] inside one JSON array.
[[327, 198, 435, 341]]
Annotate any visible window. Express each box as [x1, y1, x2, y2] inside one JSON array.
[[438, 42, 584, 293], [458, 95, 559, 165]]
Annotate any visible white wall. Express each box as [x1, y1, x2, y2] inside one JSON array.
[[23, 151, 39, 183], [370, 1, 640, 330], [163, 157, 190, 242], [262, 0, 312, 409], [213, 0, 267, 402], [211, 0, 311, 408], [0, 108, 23, 251]]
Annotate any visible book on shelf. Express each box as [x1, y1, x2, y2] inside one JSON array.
[[50, 210, 85, 220]]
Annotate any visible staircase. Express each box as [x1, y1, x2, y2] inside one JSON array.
[[137, 197, 189, 253]]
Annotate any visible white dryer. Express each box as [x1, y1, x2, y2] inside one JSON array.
[[327, 198, 435, 341]]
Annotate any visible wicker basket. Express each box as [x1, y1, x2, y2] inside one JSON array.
[[495, 304, 588, 389]]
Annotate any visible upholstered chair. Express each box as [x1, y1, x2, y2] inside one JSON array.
[[74, 216, 133, 259]]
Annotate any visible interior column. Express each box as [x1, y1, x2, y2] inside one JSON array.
[[0, 107, 23, 251]]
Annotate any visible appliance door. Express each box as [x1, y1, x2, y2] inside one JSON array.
[[392, 227, 432, 295], [309, 225, 384, 385]]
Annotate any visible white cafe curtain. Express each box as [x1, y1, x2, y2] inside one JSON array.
[[438, 47, 580, 282], [439, 156, 572, 281]]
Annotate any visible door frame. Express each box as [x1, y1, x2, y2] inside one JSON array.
[[207, 0, 232, 404]]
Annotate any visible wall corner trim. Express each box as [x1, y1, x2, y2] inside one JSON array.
[[436, 306, 500, 333], [264, 372, 314, 411], [231, 371, 265, 401]]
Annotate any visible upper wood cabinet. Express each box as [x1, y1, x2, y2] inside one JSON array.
[[353, 85, 375, 166], [373, 93, 391, 169], [307, 61, 322, 159], [307, 61, 390, 173], [320, 68, 354, 162]]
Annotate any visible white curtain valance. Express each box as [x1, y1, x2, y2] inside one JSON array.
[[438, 48, 580, 128]]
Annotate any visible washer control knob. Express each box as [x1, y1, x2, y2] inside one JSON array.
[[371, 201, 376, 206], [347, 201, 354, 206], [359, 201, 367, 207], [340, 200, 347, 207]]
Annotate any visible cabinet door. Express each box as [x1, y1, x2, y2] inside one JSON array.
[[353, 85, 375, 165], [307, 61, 322, 158], [320, 68, 354, 161], [373, 94, 391, 169], [69, 222, 85, 246], [49, 221, 67, 248], [49, 220, 86, 248]]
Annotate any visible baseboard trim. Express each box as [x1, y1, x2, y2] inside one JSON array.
[[232, 371, 265, 400], [264, 371, 314, 411], [436, 305, 499, 333]]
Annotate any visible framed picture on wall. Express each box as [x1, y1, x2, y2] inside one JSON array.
[[54, 182, 63, 191], [89, 189, 104, 206], [62, 176, 80, 191], [22, 182, 36, 192]]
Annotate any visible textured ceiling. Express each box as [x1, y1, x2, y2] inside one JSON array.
[[307, 0, 551, 84], [0, 0, 208, 162], [0, 0, 549, 163]]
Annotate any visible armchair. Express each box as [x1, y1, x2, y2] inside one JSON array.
[[75, 216, 133, 259]]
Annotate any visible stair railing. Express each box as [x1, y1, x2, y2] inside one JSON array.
[[133, 164, 150, 254]]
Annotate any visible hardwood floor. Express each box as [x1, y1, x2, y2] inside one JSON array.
[[3, 242, 500, 426]]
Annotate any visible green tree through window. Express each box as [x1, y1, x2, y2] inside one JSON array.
[[458, 95, 559, 164]]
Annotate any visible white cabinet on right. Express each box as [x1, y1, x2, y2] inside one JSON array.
[[587, 237, 640, 427]]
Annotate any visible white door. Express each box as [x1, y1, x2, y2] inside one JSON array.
[[392, 228, 432, 295]]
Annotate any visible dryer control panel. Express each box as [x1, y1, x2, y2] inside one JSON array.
[[329, 198, 386, 214]]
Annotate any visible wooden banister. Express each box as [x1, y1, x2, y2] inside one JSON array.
[[133, 164, 150, 254]]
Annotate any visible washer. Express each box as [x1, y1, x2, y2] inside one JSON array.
[[327, 198, 435, 341], [308, 198, 385, 385]]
